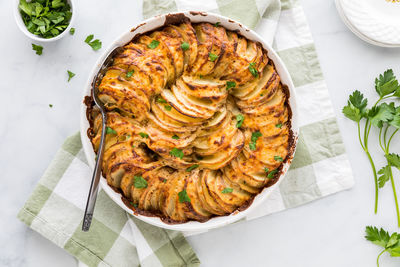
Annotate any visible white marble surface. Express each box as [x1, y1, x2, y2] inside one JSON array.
[[1, 0, 400, 266]]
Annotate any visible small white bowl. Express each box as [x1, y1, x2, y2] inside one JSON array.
[[80, 11, 299, 232], [14, 0, 75, 42]]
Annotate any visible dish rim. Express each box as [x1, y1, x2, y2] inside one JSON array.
[[80, 11, 299, 231]]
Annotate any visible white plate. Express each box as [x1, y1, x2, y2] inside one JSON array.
[[80, 11, 299, 232], [336, 0, 400, 47]]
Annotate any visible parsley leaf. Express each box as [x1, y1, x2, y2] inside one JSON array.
[[32, 43, 43, 55], [156, 97, 167, 103], [69, 27, 75, 35], [181, 42, 189, 51], [85, 34, 102, 51], [368, 103, 395, 128], [139, 132, 149, 138], [148, 40, 160, 49], [342, 104, 362, 122], [106, 126, 117, 135], [221, 188, 233, 193], [186, 164, 199, 172], [164, 105, 172, 111], [236, 114, 244, 128], [172, 135, 180, 140], [267, 169, 278, 178], [85, 34, 94, 43], [49, 104, 53, 108], [378, 165, 390, 188], [375, 69, 400, 97], [264, 167, 269, 173], [365, 226, 400, 263], [249, 131, 262, 151], [170, 148, 184, 159], [208, 52, 218, 62], [386, 153, 400, 170], [126, 70, 134, 78], [134, 175, 148, 189], [274, 155, 283, 162], [226, 81, 236, 90], [214, 22, 221, 27], [349, 90, 368, 114], [276, 123, 282, 128], [67, 70, 75, 82], [248, 62, 258, 77], [178, 189, 191, 203], [365, 226, 391, 248]]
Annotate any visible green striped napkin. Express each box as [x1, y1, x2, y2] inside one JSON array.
[[18, 0, 354, 266]]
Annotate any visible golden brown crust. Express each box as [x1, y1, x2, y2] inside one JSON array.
[[87, 21, 293, 223]]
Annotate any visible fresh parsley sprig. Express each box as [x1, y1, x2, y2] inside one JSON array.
[[365, 226, 400, 266], [343, 69, 400, 226]]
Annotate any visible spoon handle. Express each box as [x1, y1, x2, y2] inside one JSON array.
[[82, 112, 107, 231]]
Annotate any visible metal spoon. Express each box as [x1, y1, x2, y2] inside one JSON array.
[[82, 47, 123, 232]]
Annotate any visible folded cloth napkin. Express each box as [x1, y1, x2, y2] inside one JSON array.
[[18, 0, 354, 266]]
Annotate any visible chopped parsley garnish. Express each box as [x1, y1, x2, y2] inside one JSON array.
[[248, 62, 259, 77], [178, 189, 191, 203], [134, 175, 148, 188], [226, 81, 236, 90], [126, 70, 134, 78], [19, 0, 72, 39], [214, 22, 221, 27], [49, 104, 53, 108], [164, 105, 172, 111], [221, 187, 233, 194], [274, 156, 283, 162], [181, 42, 190, 51], [85, 34, 102, 51], [148, 40, 160, 49], [199, 74, 204, 79], [67, 70, 75, 82], [208, 52, 219, 62], [249, 131, 262, 150], [172, 135, 180, 140], [236, 114, 244, 128], [106, 126, 117, 135], [264, 167, 269, 173], [267, 169, 278, 178], [186, 164, 199, 172], [139, 132, 149, 138], [276, 123, 282, 128], [69, 27, 75, 35], [32, 43, 43, 55], [156, 97, 167, 103], [170, 148, 184, 159], [162, 178, 167, 183]]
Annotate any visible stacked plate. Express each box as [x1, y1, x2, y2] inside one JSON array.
[[335, 0, 400, 47]]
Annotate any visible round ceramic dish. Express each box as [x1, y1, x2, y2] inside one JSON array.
[[80, 11, 299, 231], [335, 0, 400, 47], [14, 0, 75, 42]]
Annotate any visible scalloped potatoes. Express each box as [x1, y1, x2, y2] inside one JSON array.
[[88, 21, 293, 223]]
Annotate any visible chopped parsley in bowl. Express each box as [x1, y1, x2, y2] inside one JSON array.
[[15, 0, 75, 41]]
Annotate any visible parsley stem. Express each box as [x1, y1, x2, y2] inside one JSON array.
[[378, 127, 385, 152], [377, 248, 388, 267], [363, 119, 379, 213], [357, 122, 365, 150], [388, 162, 400, 227], [366, 151, 379, 214], [387, 129, 398, 150]]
